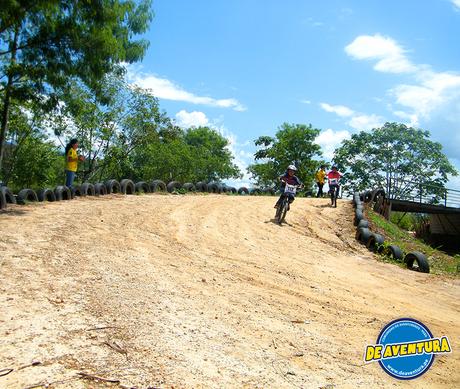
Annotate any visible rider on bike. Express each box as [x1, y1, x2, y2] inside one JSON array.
[[327, 166, 342, 203], [274, 165, 302, 210]]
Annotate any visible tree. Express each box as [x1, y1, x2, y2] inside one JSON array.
[[248, 123, 323, 187], [0, 0, 153, 173], [332, 122, 458, 198]]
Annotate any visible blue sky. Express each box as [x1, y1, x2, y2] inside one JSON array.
[[127, 0, 460, 188]]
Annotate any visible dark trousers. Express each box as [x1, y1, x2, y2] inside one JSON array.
[[316, 182, 324, 197]]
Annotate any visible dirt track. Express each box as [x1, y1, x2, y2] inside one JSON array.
[[0, 194, 459, 388]]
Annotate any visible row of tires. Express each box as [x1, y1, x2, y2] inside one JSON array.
[[0, 179, 279, 210], [352, 191, 430, 273]]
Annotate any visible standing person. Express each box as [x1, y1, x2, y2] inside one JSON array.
[[315, 165, 326, 197], [64, 139, 84, 188]]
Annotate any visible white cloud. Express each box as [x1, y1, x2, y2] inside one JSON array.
[[452, 0, 460, 10], [175, 110, 209, 128], [348, 114, 384, 131], [345, 34, 417, 74], [300, 99, 311, 104], [320, 102, 384, 131], [320, 102, 354, 117], [315, 128, 351, 160], [126, 66, 246, 111]]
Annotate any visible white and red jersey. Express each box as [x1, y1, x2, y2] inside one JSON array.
[[327, 170, 342, 186]]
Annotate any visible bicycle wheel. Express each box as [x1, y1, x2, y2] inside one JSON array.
[[278, 199, 289, 224]]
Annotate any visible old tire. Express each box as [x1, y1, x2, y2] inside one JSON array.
[[250, 188, 262, 196], [167, 181, 182, 193], [357, 219, 369, 229], [54, 185, 72, 201], [404, 252, 430, 273], [366, 233, 385, 253], [356, 227, 372, 244], [135, 181, 150, 193], [195, 181, 208, 192], [94, 183, 108, 196], [207, 183, 220, 194], [150, 179, 166, 192], [384, 245, 404, 261], [81, 183, 95, 196], [105, 179, 121, 194], [1, 186, 16, 204], [354, 209, 364, 225], [238, 187, 249, 195], [371, 188, 386, 202], [70, 185, 82, 198], [37, 188, 56, 202], [183, 183, 196, 192], [17, 189, 38, 205], [363, 191, 373, 203], [228, 186, 237, 194], [120, 179, 135, 195], [0, 189, 5, 210]]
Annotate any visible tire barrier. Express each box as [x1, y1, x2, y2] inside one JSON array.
[[105, 179, 121, 194], [183, 183, 196, 192], [0, 189, 6, 210], [207, 182, 220, 194], [238, 187, 249, 195], [16, 189, 38, 205], [383, 245, 404, 261], [250, 188, 262, 196], [167, 181, 182, 193], [94, 183, 108, 196], [120, 179, 135, 195], [70, 185, 81, 198], [228, 186, 237, 194], [366, 233, 385, 253], [264, 188, 276, 195], [354, 187, 431, 274], [54, 185, 71, 201], [404, 251, 430, 273], [150, 179, 166, 192], [1, 186, 16, 204], [354, 209, 364, 225], [355, 227, 372, 244], [221, 185, 229, 194], [81, 182, 95, 196], [135, 181, 150, 194], [195, 181, 208, 192], [37, 188, 56, 202], [357, 219, 369, 229]]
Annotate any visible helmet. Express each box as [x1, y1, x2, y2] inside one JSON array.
[[287, 165, 297, 171], [331, 165, 338, 170]]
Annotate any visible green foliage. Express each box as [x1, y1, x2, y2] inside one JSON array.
[[1, 105, 62, 190], [248, 123, 323, 187], [333, 122, 458, 195], [0, 0, 154, 172]]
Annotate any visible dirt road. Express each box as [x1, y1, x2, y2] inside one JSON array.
[[0, 194, 458, 388]]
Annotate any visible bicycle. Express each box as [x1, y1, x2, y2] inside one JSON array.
[[275, 182, 302, 224], [329, 180, 340, 208]]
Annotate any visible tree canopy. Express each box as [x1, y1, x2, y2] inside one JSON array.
[[248, 123, 323, 188], [333, 122, 458, 197]]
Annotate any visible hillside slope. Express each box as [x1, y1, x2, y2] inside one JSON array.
[[0, 195, 458, 388]]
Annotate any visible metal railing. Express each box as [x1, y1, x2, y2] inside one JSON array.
[[387, 179, 460, 208]]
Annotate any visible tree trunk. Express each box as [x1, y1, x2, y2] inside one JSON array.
[[0, 26, 19, 176]]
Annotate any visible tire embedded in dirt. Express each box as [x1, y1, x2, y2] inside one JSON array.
[[54, 186, 72, 201], [366, 233, 385, 253], [1, 186, 16, 204], [17, 189, 39, 205], [167, 181, 182, 193], [135, 181, 150, 194], [238, 187, 249, 195], [404, 251, 430, 273], [120, 179, 135, 195], [105, 179, 121, 194], [94, 183, 108, 196], [383, 245, 404, 261], [355, 227, 372, 244], [37, 188, 57, 202], [81, 183, 95, 196], [183, 183, 196, 192], [150, 180, 166, 192]]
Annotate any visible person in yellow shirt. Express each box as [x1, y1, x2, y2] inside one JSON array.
[[315, 165, 326, 198], [65, 139, 84, 188]]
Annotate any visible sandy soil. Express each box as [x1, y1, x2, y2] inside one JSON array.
[[0, 194, 458, 388]]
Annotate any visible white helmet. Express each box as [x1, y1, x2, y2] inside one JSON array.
[[287, 165, 297, 171]]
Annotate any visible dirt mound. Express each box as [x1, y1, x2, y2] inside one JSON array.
[[0, 195, 458, 388]]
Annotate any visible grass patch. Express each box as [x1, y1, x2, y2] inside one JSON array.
[[366, 209, 459, 276]]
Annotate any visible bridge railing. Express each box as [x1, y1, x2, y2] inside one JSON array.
[[387, 179, 460, 208]]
